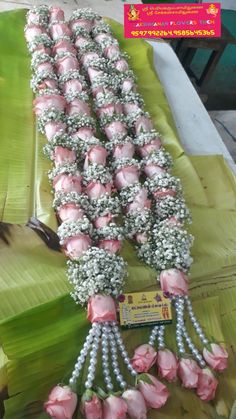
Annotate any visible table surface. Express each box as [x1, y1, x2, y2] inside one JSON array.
[[1, 0, 235, 173]]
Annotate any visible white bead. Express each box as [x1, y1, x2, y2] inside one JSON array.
[[131, 369, 137, 376]]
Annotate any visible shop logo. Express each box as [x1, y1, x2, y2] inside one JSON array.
[[206, 4, 219, 17], [127, 5, 140, 21]]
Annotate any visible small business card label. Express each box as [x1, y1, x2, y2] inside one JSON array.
[[118, 291, 172, 329], [124, 3, 221, 38]]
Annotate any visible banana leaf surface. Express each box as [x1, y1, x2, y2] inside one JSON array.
[[0, 8, 236, 419]]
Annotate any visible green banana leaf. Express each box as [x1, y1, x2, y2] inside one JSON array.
[[0, 8, 236, 419]]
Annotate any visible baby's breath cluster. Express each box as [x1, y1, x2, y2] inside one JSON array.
[[53, 191, 89, 211], [124, 209, 152, 238], [82, 164, 112, 186], [155, 195, 191, 222], [93, 223, 124, 241], [48, 162, 79, 182], [87, 195, 121, 219], [145, 172, 182, 195], [43, 133, 78, 159], [132, 130, 161, 146], [66, 114, 96, 134], [137, 221, 193, 272], [57, 218, 93, 245], [111, 158, 140, 171], [67, 248, 127, 305], [142, 149, 173, 171], [38, 108, 65, 133]]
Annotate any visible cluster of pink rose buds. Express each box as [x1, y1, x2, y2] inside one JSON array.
[[130, 341, 228, 403]]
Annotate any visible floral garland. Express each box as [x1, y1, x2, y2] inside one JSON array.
[[77, 12, 228, 399], [25, 6, 228, 419]]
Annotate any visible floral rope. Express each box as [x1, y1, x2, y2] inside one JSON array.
[[25, 6, 228, 418]]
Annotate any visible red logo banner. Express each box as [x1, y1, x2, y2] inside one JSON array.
[[124, 3, 221, 38]]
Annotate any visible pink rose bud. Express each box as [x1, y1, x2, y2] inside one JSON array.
[[84, 146, 108, 169], [144, 164, 165, 178], [49, 6, 65, 22], [135, 116, 153, 135], [52, 40, 77, 56], [122, 389, 147, 419], [81, 393, 103, 419], [178, 358, 201, 388], [160, 268, 189, 296], [64, 234, 91, 259], [67, 99, 91, 116], [97, 103, 123, 119], [123, 103, 141, 115], [50, 23, 72, 41], [94, 33, 113, 45], [135, 232, 148, 244], [75, 36, 90, 49], [138, 374, 169, 409], [121, 78, 136, 94], [33, 94, 66, 116], [92, 85, 114, 99], [126, 188, 151, 213], [203, 344, 228, 372], [86, 182, 112, 200], [115, 166, 139, 190], [25, 25, 45, 43], [36, 62, 54, 74], [38, 78, 57, 91], [53, 146, 76, 167], [104, 121, 128, 140], [113, 143, 135, 160], [44, 385, 77, 419], [27, 11, 40, 25], [33, 45, 51, 55], [44, 121, 66, 141], [196, 368, 218, 402], [53, 173, 82, 194], [99, 239, 122, 254], [80, 52, 100, 67], [93, 214, 113, 229], [115, 59, 129, 72], [103, 395, 127, 419], [72, 127, 95, 141], [62, 79, 83, 95], [154, 189, 176, 199], [87, 67, 104, 83], [137, 139, 162, 157], [157, 349, 178, 382], [56, 55, 79, 75], [131, 344, 157, 373], [70, 19, 93, 33], [87, 295, 117, 323], [104, 44, 120, 60], [58, 203, 84, 222]]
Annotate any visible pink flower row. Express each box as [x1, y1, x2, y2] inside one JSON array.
[[26, 11, 127, 260], [45, 375, 169, 419], [131, 342, 228, 401]]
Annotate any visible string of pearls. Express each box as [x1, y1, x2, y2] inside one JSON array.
[[184, 296, 209, 346], [69, 321, 137, 391], [69, 322, 101, 386], [174, 296, 186, 356], [148, 325, 165, 349]]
